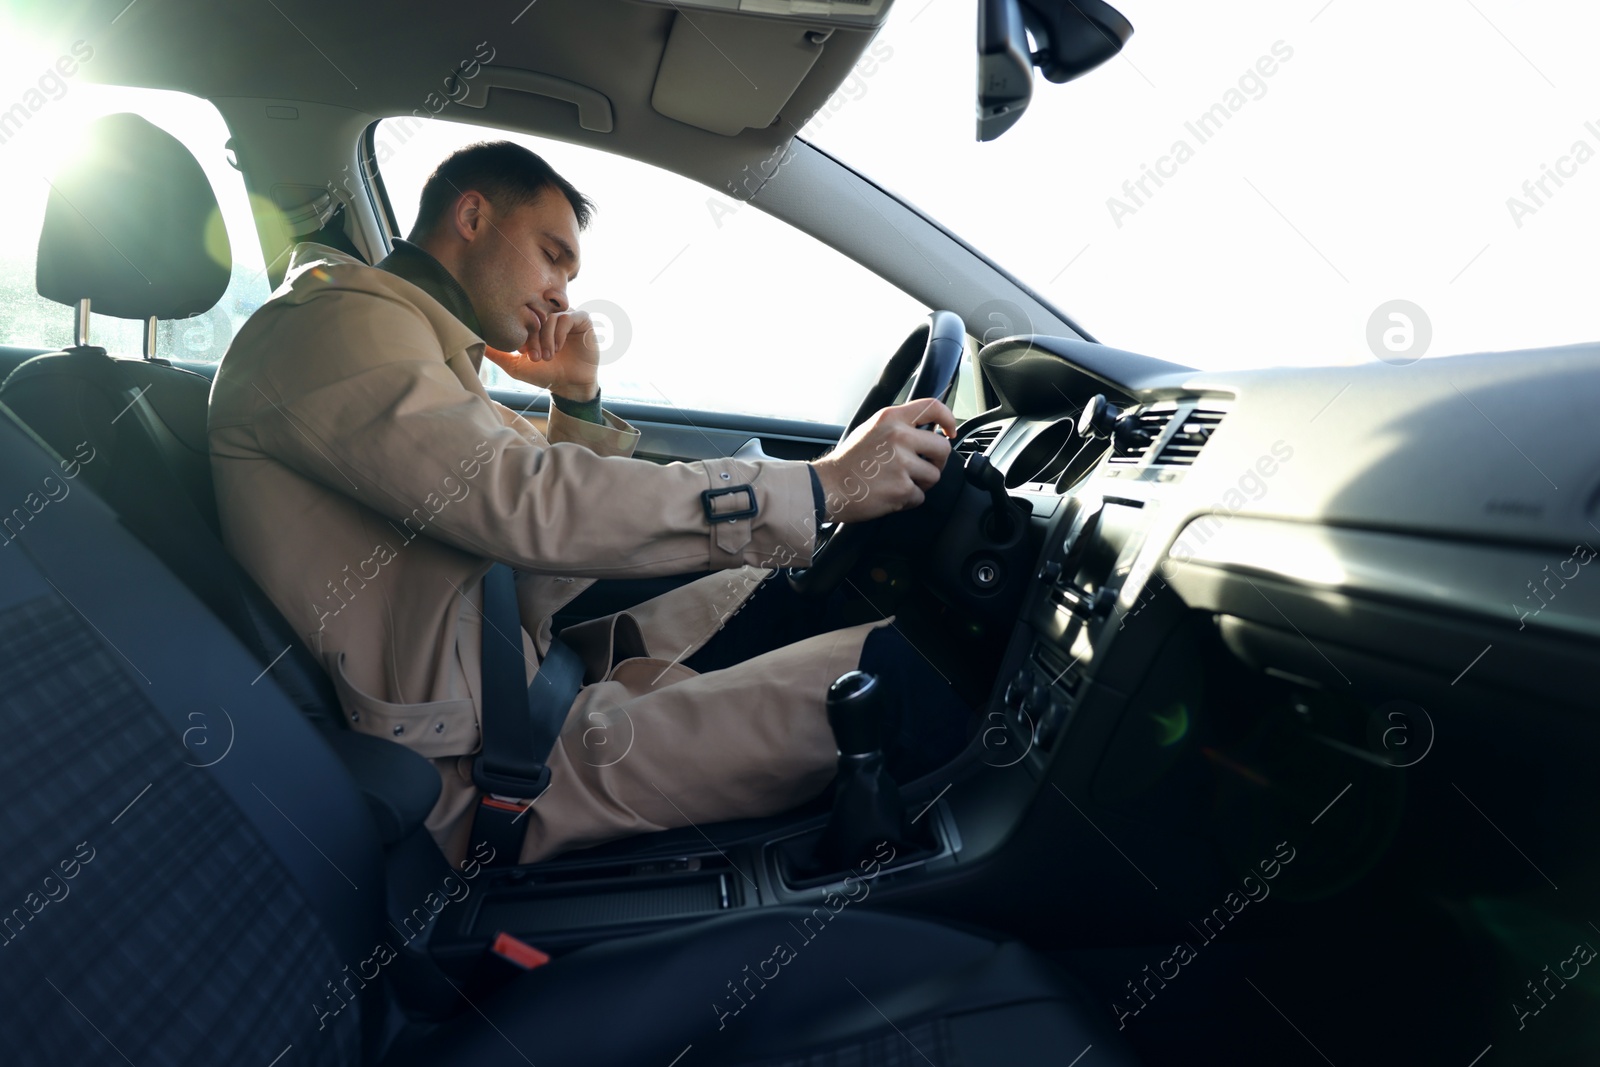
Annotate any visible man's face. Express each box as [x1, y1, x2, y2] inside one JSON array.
[[454, 186, 581, 352]]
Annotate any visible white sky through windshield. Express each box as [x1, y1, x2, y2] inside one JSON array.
[[806, 0, 1600, 370], [3, 2, 1594, 378]]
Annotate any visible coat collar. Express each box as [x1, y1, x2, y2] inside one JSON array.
[[278, 241, 487, 374], [374, 239, 485, 340]]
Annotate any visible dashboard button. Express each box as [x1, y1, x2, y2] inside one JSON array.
[[1017, 683, 1051, 732], [1025, 684, 1051, 716], [1035, 696, 1069, 750], [1004, 667, 1033, 709]]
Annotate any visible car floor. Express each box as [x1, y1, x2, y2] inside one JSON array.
[[1052, 884, 1600, 1067]]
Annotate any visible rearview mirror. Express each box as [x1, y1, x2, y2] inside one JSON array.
[[977, 0, 1033, 142], [976, 0, 1134, 142]]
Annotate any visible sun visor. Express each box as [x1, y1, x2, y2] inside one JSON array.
[[636, 0, 889, 29], [650, 10, 830, 136]]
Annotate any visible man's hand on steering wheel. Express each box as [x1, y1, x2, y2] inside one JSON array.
[[812, 397, 958, 523]]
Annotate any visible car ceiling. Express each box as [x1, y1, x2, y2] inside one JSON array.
[[12, 0, 1086, 345], [12, 0, 883, 190]]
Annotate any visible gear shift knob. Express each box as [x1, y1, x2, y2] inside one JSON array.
[[827, 670, 885, 756], [816, 669, 912, 872]]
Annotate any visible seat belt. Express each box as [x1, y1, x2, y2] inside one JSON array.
[[469, 562, 584, 866]]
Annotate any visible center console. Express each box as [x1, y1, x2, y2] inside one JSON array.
[[997, 491, 1162, 767]]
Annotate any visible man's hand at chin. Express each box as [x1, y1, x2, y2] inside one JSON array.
[[483, 309, 601, 402]]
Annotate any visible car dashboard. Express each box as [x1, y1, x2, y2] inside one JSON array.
[[970, 334, 1599, 760], [860, 332, 1600, 969]]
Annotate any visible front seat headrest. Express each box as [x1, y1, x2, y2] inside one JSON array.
[[35, 112, 232, 321]]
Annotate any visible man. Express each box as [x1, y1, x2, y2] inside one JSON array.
[[208, 141, 963, 867]]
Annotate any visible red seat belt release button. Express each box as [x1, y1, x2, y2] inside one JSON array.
[[492, 931, 550, 970]]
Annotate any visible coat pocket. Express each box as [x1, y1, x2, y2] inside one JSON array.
[[330, 650, 480, 759]]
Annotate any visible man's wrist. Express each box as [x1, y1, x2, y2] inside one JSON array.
[[550, 380, 599, 403], [550, 386, 604, 425], [807, 463, 827, 534]]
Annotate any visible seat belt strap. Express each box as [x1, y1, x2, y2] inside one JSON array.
[[470, 562, 584, 866]]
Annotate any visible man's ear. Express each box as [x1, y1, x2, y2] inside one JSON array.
[[452, 190, 489, 243]]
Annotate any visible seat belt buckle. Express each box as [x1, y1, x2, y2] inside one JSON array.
[[479, 794, 533, 816], [491, 931, 550, 970], [469, 784, 544, 868], [471, 756, 551, 801]]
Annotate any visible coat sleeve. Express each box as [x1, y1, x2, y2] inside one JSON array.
[[239, 286, 818, 577], [545, 401, 640, 458], [485, 396, 641, 458]]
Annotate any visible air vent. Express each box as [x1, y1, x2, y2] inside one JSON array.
[[1154, 408, 1226, 466], [955, 422, 1006, 458], [1105, 408, 1177, 465]]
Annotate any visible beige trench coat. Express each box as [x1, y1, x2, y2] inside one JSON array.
[[209, 244, 887, 864]]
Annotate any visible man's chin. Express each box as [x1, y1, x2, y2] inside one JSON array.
[[483, 323, 529, 354]]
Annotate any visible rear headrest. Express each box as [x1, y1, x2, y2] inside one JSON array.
[[35, 112, 231, 320]]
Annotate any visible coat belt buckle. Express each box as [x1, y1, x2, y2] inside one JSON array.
[[701, 484, 757, 524]]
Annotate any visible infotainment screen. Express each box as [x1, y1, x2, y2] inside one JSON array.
[[1065, 502, 1145, 597]]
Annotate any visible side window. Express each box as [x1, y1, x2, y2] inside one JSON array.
[[373, 117, 928, 425], [0, 75, 269, 361]]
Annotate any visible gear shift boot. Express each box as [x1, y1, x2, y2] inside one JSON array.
[[814, 671, 920, 872]]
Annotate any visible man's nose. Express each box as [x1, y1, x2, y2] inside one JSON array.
[[546, 287, 567, 313]]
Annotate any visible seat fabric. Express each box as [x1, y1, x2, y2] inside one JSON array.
[[1, 347, 347, 731], [384, 907, 1137, 1067], [0, 407, 385, 1064]]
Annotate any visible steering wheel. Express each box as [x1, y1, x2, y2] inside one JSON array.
[[789, 310, 966, 596]]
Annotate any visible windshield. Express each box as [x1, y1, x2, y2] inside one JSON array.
[[807, 1, 1600, 370]]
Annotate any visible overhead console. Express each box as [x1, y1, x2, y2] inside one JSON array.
[[636, 0, 889, 23]]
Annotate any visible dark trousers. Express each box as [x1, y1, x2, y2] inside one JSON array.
[[683, 574, 973, 783]]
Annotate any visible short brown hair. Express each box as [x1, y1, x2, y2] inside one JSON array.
[[409, 140, 595, 238]]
